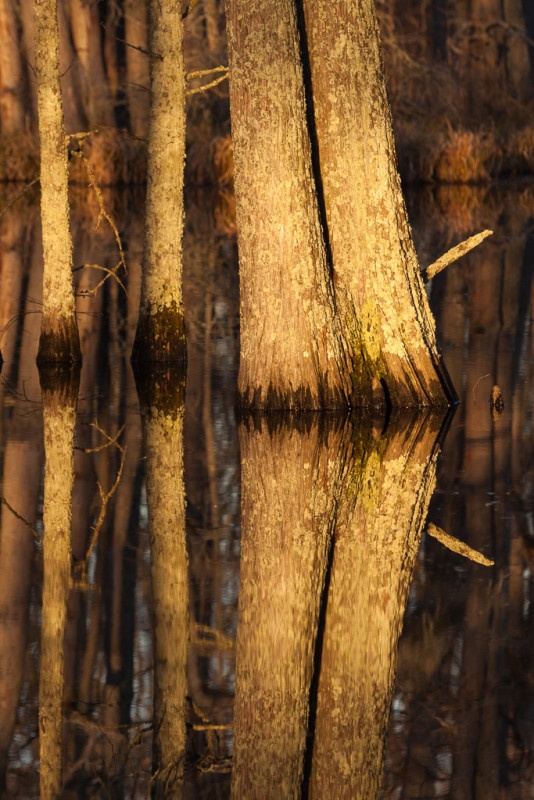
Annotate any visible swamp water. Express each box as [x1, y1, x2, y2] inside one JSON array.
[[0, 183, 534, 798]]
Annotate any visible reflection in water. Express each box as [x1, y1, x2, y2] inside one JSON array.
[[2, 186, 534, 795], [232, 411, 446, 799], [136, 369, 188, 797], [38, 367, 79, 798]]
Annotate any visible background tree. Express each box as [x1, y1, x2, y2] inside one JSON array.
[[33, 0, 80, 364], [131, 0, 187, 363]]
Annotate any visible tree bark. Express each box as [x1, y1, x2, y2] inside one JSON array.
[[33, 0, 81, 364], [302, 0, 455, 407], [131, 0, 187, 363], [225, 0, 353, 410]]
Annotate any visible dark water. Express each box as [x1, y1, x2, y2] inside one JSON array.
[[1, 183, 534, 798]]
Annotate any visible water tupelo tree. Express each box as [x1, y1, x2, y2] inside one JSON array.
[[34, 0, 81, 365], [226, 0, 458, 410]]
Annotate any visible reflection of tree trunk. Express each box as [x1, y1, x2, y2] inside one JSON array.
[[232, 418, 350, 799], [309, 412, 444, 799], [38, 367, 78, 799], [136, 369, 188, 796]]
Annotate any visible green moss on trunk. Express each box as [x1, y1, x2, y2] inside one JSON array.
[[131, 303, 187, 364]]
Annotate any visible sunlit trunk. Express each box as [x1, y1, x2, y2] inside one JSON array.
[[132, 0, 187, 363], [231, 418, 350, 798], [302, 0, 454, 407], [308, 411, 443, 798], [225, 0, 353, 410], [38, 366, 78, 799], [136, 369, 188, 795], [33, 0, 81, 364]]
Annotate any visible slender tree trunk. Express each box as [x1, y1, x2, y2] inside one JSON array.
[[225, 0, 353, 410], [38, 366, 78, 799], [302, 0, 455, 407], [135, 369, 188, 796], [33, 0, 81, 364], [131, 0, 187, 363]]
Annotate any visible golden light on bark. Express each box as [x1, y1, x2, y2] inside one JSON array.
[[132, 0, 187, 363], [33, 0, 80, 364]]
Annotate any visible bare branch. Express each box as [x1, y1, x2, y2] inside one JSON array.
[[427, 523, 494, 566], [0, 496, 40, 540], [186, 73, 228, 97], [423, 229, 493, 282]]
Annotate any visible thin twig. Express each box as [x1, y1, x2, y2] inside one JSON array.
[[423, 229, 493, 282], [0, 177, 39, 219], [472, 373, 491, 402], [84, 447, 126, 562], [1, 496, 40, 540], [75, 263, 128, 298], [75, 422, 125, 453], [186, 73, 228, 97], [186, 66, 228, 81]]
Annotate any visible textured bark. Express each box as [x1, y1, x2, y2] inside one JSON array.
[[232, 417, 350, 798], [136, 369, 188, 795], [131, 0, 186, 363], [33, 0, 80, 364], [225, 0, 353, 410], [38, 370, 78, 800], [0, 0, 26, 132], [302, 0, 455, 407], [309, 411, 444, 798]]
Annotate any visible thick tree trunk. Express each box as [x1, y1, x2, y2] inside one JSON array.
[[33, 0, 81, 364], [135, 369, 188, 796], [38, 367, 78, 799], [225, 0, 353, 410], [302, 0, 455, 407], [131, 0, 187, 363]]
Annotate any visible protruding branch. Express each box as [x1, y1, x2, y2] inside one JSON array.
[[427, 522, 494, 566], [424, 229, 493, 282]]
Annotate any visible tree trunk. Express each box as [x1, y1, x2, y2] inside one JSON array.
[[124, 0, 149, 138], [135, 369, 188, 796], [131, 0, 187, 363], [225, 0, 353, 410], [38, 366, 78, 799], [302, 0, 455, 407], [33, 0, 81, 364]]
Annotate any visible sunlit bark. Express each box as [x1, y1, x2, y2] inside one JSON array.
[[33, 0, 81, 363], [38, 367, 78, 799], [225, 0, 353, 410], [136, 368, 188, 795], [132, 0, 187, 363], [309, 411, 444, 799], [302, 0, 454, 407], [232, 417, 350, 798]]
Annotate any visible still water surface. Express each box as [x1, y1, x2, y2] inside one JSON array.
[[1, 183, 534, 797]]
